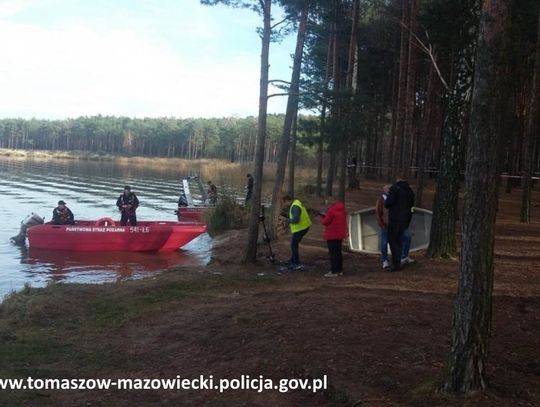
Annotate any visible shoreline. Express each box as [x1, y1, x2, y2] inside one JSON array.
[[0, 147, 315, 182]]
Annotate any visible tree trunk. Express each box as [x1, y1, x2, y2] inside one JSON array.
[[243, 0, 272, 263], [316, 138, 324, 196], [338, 0, 359, 202], [326, 149, 337, 196], [392, 0, 410, 178], [441, 0, 508, 392], [338, 148, 347, 201], [428, 37, 477, 258], [317, 29, 334, 197], [326, 5, 342, 197], [520, 2, 540, 223], [288, 112, 298, 196], [416, 64, 436, 207], [389, 61, 399, 180], [401, 0, 418, 176], [270, 3, 308, 238]]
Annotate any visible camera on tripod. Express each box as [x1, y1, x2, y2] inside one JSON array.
[[259, 205, 266, 222]]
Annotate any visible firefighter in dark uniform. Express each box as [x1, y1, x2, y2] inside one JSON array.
[[207, 181, 218, 205], [176, 193, 188, 220], [116, 185, 139, 226], [52, 200, 75, 225]]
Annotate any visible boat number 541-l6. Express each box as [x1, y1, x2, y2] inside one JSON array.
[[129, 226, 150, 233]]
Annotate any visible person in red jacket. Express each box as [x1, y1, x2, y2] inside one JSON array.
[[319, 196, 348, 278]]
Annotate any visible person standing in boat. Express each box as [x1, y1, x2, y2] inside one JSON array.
[[116, 185, 139, 226], [176, 193, 188, 220], [52, 200, 75, 225], [207, 181, 218, 205]]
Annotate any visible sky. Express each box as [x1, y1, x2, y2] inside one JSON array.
[[0, 0, 297, 119]]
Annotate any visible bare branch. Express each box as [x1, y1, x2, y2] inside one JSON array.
[[267, 92, 298, 99], [399, 21, 450, 92], [268, 79, 291, 85], [271, 17, 290, 31]]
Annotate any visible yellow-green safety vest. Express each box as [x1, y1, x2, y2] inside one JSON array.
[[289, 199, 312, 233]]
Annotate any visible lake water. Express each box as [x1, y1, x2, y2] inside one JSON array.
[[0, 156, 249, 300]]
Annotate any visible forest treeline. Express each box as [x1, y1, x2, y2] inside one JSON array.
[[0, 115, 313, 164]]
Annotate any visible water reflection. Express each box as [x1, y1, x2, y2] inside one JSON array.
[[24, 234, 211, 283]]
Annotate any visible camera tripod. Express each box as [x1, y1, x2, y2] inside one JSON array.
[[259, 206, 276, 263]]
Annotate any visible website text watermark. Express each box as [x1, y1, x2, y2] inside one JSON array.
[[0, 375, 328, 393]]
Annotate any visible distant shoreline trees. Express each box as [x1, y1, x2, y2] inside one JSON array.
[[0, 115, 315, 164]]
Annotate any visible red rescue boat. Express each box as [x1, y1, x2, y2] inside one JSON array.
[[26, 218, 207, 252]]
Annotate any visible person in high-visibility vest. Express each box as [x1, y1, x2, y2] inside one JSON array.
[[279, 194, 312, 271]]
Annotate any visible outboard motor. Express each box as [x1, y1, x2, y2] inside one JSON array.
[[10, 213, 44, 245]]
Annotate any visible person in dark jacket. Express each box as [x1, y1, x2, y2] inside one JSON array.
[[384, 176, 415, 270], [116, 185, 139, 226], [176, 193, 188, 220], [320, 196, 347, 277], [178, 193, 188, 207], [376, 184, 413, 269], [52, 200, 75, 225], [245, 173, 254, 205], [207, 181, 218, 205]]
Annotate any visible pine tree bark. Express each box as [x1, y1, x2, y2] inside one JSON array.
[[401, 0, 418, 177], [326, 3, 342, 197], [317, 30, 334, 197], [243, 0, 272, 263], [316, 137, 324, 196], [392, 0, 410, 178], [427, 38, 476, 258], [270, 3, 309, 237], [338, 148, 348, 201], [520, 2, 540, 223], [416, 64, 436, 207], [441, 0, 508, 392], [338, 0, 359, 202], [388, 61, 398, 181], [326, 148, 337, 196], [288, 112, 298, 196]]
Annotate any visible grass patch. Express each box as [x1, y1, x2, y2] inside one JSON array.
[[0, 269, 278, 404], [0, 272, 276, 369]]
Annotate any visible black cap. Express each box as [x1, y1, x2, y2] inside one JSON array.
[[124, 185, 131, 190], [58, 200, 66, 205]]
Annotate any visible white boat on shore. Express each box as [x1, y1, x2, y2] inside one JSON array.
[[348, 207, 433, 254]]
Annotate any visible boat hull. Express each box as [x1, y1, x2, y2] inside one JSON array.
[[27, 221, 207, 252], [177, 207, 211, 221], [348, 207, 433, 254]]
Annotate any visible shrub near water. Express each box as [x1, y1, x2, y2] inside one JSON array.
[[204, 195, 248, 236]]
